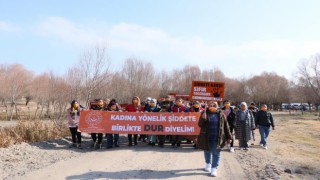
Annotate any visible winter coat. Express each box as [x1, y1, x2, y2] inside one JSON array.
[[189, 107, 204, 112], [160, 101, 174, 112], [91, 105, 107, 111], [67, 107, 84, 127], [249, 107, 259, 121], [256, 110, 275, 127], [171, 104, 189, 112], [125, 104, 144, 112], [145, 106, 161, 112], [221, 107, 236, 128], [235, 110, 255, 141], [197, 110, 232, 150]]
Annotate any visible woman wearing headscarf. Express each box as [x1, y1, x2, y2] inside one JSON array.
[[235, 102, 256, 150], [125, 96, 144, 146], [67, 100, 84, 148], [197, 101, 232, 177]]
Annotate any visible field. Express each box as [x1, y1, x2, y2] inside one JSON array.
[[0, 111, 319, 179]]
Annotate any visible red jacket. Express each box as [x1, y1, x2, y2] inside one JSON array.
[[126, 104, 144, 112], [171, 105, 189, 112]]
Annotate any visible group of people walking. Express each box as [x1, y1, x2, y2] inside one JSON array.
[[67, 95, 275, 177]]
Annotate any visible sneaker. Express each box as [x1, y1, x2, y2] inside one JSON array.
[[263, 145, 268, 149], [244, 147, 250, 151], [204, 163, 211, 172], [230, 147, 235, 153], [260, 144, 264, 147], [211, 168, 217, 177]]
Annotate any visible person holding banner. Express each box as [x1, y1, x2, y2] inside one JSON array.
[[188, 101, 204, 148], [106, 101, 121, 149], [67, 100, 83, 149], [221, 100, 236, 152], [125, 96, 144, 146], [144, 98, 161, 146], [90, 99, 106, 149], [198, 101, 232, 177], [171, 98, 189, 147], [235, 102, 255, 150]]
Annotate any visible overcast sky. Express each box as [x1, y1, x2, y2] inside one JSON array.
[[1, 0, 320, 79]]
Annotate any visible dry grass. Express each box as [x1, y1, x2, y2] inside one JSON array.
[[273, 117, 320, 164], [0, 119, 69, 148]]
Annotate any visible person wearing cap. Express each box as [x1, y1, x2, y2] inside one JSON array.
[[125, 96, 144, 146], [198, 101, 232, 177], [255, 104, 275, 149], [67, 100, 84, 149], [106, 100, 121, 149], [221, 100, 236, 152], [170, 98, 189, 147], [144, 98, 161, 146], [235, 102, 256, 150]]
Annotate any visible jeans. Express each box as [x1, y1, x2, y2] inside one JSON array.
[[148, 135, 158, 142], [259, 125, 271, 146], [204, 141, 221, 168], [107, 134, 119, 147]]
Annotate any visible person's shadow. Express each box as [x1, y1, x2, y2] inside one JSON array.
[[66, 168, 208, 179]]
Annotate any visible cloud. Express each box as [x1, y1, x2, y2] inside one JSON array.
[[36, 17, 320, 78], [0, 21, 21, 33]]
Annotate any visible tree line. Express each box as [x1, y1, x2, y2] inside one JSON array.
[[0, 45, 319, 121]]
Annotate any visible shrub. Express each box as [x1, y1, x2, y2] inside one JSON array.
[[0, 119, 69, 148]]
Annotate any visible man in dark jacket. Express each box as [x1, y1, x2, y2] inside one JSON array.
[[255, 104, 275, 149], [221, 100, 236, 152]]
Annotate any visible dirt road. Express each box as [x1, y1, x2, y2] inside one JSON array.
[[22, 143, 245, 180]]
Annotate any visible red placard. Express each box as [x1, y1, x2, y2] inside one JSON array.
[[190, 81, 225, 101]]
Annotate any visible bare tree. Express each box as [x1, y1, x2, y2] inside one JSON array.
[[3, 64, 33, 120], [296, 54, 320, 113], [78, 45, 111, 107], [121, 57, 158, 102]]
